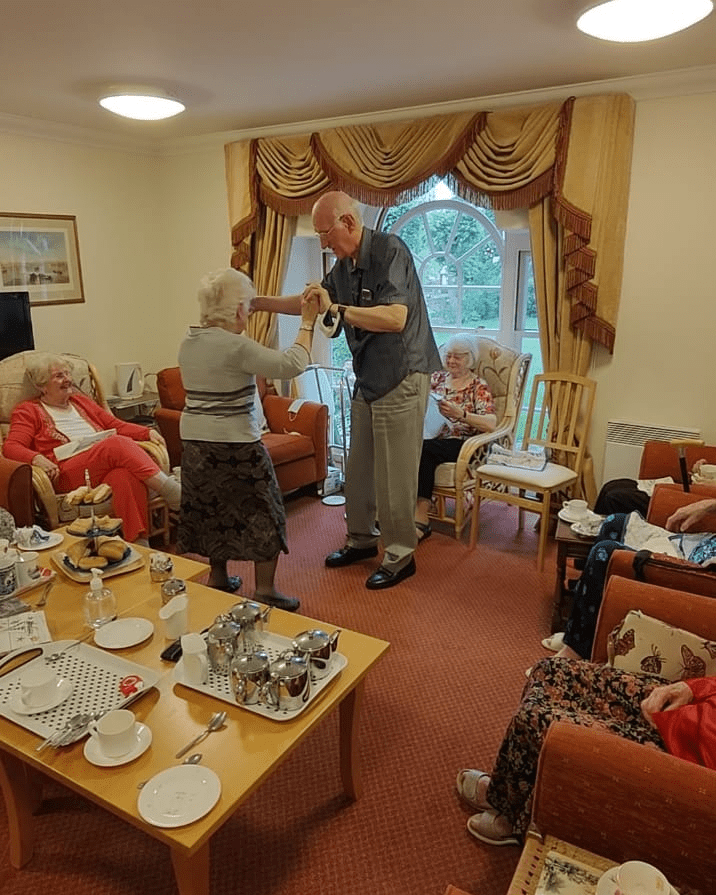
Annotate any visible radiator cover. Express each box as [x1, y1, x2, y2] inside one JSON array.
[[602, 420, 702, 484]]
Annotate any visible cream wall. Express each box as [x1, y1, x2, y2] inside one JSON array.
[[590, 91, 716, 482], [2, 85, 714, 485]]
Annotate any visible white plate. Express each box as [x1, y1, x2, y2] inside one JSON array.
[[137, 764, 221, 828], [17, 531, 63, 552], [10, 678, 73, 715], [94, 617, 154, 649], [84, 722, 152, 767], [558, 508, 603, 525], [596, 867, 678, 895], [570, 521, 603, 538]]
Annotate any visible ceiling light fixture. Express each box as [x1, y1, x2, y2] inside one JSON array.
[[99, 86, 185, 121], [577, 0, 713, 42]]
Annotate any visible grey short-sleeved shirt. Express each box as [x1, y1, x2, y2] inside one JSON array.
[[322, 228, 440, 402]]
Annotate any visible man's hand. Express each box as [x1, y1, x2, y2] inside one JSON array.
[[303, 283, 332, 315], [32, 454, 59, 482], [665, 498, 716, 532], [641, 680, 693, 726]]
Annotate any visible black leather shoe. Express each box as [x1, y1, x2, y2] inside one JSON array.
[[325, 545, 379, 568], [365, 557, 416, 590]]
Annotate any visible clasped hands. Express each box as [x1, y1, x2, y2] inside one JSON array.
[[437, 398, 464, 421], [301, 284, 324, 324]]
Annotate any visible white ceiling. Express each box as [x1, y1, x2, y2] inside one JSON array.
[[2, 0, 716, 142]]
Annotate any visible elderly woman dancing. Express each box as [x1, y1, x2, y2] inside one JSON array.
[[177, 268, 318, 612], [455, 657, 716, 846], [415, 334, 496, 541], [3, 353, 178, 542]]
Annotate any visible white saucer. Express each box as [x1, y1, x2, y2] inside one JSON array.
[[17, 531, 63, 551], [84, 722, 152, 767], [11, 678, 72, 715], [558, 508, 602, 525], [94, 617, 154, 649], [596, 868, 678, 895], [138, 764, 221, 828], [570, 521, 603, 538]]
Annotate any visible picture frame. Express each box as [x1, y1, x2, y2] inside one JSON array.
[[0, 212, 85, 306]]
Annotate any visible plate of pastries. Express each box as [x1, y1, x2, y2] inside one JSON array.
[[52, 534, 144, 582]]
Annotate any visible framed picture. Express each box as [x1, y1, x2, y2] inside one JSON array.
[[0, 212, 85, 306]]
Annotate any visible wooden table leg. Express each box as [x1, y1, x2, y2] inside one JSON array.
[[339, 681, 364, 801], [171, 842, 210, 895], [553, 541, 567, 632], [0, 752, 37, 867]]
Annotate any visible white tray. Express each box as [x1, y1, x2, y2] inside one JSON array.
[[0, 639, 160, 740], [173, 630, 347, 722]]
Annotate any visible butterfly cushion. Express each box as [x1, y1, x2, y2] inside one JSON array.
[[607, 609, 716, 681]]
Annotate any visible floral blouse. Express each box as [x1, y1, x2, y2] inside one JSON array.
[[430, 370, 495, 439]]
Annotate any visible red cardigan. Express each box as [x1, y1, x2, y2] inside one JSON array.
[[3, 394, 151, 465], [654, 676, 716, 769]]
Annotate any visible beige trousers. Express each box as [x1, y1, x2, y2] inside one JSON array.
[[344, 371, 430, 571]]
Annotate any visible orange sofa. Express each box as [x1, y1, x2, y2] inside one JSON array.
[[154, 367, 329, 495], [0, 456, 33, 526], [527, 575, 716, 894]]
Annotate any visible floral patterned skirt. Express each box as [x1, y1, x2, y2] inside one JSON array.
[[177, 440, 287, 564], [486, 657, 667, 838]]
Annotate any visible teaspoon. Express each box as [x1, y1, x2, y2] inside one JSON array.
[[175, 710, 227, 758]]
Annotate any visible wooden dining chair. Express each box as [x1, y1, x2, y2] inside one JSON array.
[[469, 371, 596, 570]]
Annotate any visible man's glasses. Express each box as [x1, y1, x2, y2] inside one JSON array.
[[315, 217, 343, 240]]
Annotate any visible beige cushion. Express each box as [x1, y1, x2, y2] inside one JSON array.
[[607, 609, 716, 680], [434, 463, 457, 488], [0, 351, 97, 441]]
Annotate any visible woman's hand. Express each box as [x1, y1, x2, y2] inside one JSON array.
[[303, 283, 331, 315], [641, 681, 693, 726], [32, 453, 59, 482], [148, 429, 166, 446], [300, 290, 320, 324], [665, 498, 716, 532], [438, 399, 466, 422]]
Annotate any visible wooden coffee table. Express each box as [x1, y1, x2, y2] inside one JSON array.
[[0, 536, 390, 895], [552, 520, 595, 631]]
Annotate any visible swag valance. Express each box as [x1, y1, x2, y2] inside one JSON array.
[[225, 93, 634, 354]]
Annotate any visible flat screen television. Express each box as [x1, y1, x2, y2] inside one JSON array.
[[0, 291, 35, 361]]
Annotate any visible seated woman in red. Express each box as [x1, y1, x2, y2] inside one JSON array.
[[3, 354, 180, 542]]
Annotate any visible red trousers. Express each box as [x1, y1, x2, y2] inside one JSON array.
[[57, 435, 159, 541]]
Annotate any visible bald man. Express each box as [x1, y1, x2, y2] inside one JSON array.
[[254, 191, 440, 589]]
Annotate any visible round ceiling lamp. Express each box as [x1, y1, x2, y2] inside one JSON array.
[[577, 0, 713, 42], [99, 86, 185, 120]]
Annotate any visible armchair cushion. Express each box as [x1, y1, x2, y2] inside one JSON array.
[[155, 367, 328, 494], [607, 608, 716, 680]]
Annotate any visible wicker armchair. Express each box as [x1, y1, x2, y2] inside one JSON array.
[[0, 351, 169, 530], [430, 337, 531, 539]]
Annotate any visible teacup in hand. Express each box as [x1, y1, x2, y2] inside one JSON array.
[[562, 499, 589, 520], [614, 860, 670, 895], [20, 666, 59, 707], [88, 709, 137, 758]]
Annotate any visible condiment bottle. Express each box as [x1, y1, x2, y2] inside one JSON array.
[[83, 568, 117, 628]]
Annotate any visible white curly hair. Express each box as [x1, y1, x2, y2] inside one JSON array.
[[197, 268, 256, 327]]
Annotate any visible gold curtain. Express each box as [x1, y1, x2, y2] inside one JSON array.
[[225, 94, 634, 358]]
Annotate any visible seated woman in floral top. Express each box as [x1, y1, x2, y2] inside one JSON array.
[[414, 334, 496, 542]]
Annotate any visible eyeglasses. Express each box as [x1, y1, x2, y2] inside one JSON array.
[[315, 217, 343, 240], [445, 352, 470, 360]]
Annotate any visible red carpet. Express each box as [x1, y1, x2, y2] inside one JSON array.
[[1, 494, 556, 895]]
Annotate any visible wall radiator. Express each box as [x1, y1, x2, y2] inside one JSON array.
[[601, 420, 702, 485]]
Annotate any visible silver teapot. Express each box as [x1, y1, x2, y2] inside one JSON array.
[[230, 649, 270, 706], [292, 628, 341, 679], [205, 614, 242, 675], [228, 599, 272, 654], [260, 650, 311, 712]]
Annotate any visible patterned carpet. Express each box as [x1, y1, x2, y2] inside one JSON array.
[[0, 493, 557, 895]]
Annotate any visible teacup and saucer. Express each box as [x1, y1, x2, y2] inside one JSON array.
[[84, 708, 152, 767]]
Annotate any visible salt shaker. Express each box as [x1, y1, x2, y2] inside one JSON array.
[[161, 577, 187, 605]]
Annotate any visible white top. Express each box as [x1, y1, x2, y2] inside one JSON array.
[[42, 402, 96, 440], [178, 326, 310, 443]]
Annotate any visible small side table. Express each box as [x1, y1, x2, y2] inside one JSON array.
[[552, 521, 595, 632], [106, 390, 159, 425]]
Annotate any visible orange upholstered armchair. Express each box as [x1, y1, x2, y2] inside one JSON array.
[[0, 457, 33, 526], [526, 576, 716, 894], [155, 367, 329, 495]]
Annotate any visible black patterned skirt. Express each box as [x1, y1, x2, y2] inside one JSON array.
[[177, 440, 287, 563]]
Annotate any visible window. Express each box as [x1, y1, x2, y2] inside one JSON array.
[[328, 182, 543, 437]]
